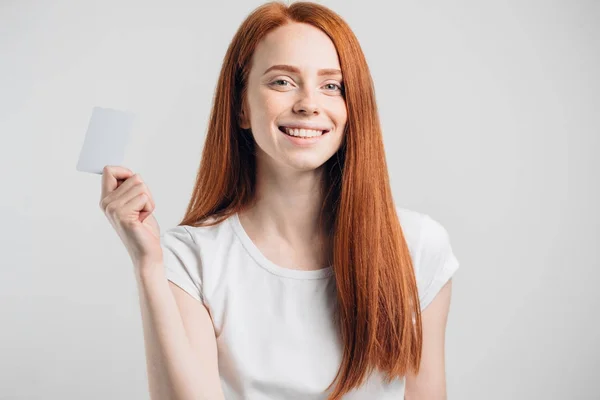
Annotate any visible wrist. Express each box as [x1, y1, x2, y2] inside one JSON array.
[[134, 260, 166, 283]]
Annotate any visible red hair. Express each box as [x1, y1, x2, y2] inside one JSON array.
[[178, 2, 422, 398]]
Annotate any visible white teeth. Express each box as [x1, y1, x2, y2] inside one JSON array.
[[283, 128, 323, 137]]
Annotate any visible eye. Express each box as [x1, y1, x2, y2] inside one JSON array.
[[324, 82, 344, 92], [269, 79, 344, 93], [270, 79, 291, 87]]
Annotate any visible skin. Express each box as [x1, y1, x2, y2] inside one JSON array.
[[238, 21, 452, 398], [405, 279, 453, 399], [238, 21, 346, 271]]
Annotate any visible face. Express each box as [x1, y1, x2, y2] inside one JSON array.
[[239, 22, 347, 173]]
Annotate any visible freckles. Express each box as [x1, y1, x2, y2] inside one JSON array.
[[257, 90, 275, 108], [264, 98, 287, 115], [263, 97, 277, 109]]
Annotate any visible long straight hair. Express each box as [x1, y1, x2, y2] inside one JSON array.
[[178, 2, 422, 398]]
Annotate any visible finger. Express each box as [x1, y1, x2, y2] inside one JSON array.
[[118, 181, 155, 212], [105, 186, 147, 220], [101, 171, 143, 212], [101, 165, 134, 200], [123, 192, 154, 223]]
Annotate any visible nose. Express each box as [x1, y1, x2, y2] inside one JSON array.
[[292, 89, 319, 115]]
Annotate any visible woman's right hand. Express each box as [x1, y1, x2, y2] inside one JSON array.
[[100, 166, 163, 269]]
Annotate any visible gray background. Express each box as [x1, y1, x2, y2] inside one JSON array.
[[1, 0, 598, 399]]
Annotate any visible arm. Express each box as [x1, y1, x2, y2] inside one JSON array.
[[405, 279, 453, 400], [135, 266, 225, 400]]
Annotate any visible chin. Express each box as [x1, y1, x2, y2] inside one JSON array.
[[279, 156, 325, 172]]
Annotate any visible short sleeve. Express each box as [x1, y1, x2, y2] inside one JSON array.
[[160, 225, 205, 303], [415, 214, 460, 310]]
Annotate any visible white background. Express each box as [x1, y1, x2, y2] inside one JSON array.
[[1, 0, 598, 399]]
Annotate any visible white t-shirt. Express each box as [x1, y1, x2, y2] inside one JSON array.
[[160, 207, 460, 399]]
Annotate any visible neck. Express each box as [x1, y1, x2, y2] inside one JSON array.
[[241, 155, 328, 246]]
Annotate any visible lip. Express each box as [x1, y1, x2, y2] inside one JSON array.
[[278, 126, 329, 147], [279, 124, 330, 133]]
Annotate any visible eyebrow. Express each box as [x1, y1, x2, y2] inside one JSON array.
[[262, 64, 342, 77]]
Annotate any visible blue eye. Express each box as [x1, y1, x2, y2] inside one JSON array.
[[269, 79, 344, 93], [325, 83, 343, 91]]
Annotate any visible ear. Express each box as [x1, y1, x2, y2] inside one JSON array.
[[239, 103, 251, 130], [239, 114, 250, 130]]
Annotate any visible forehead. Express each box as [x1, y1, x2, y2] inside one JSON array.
[[251, 22, 341, 72]]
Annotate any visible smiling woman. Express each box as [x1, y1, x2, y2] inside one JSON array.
[[238, 22, 348, 172], [134, 1, 460, 400]]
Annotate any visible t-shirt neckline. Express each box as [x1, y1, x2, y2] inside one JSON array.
[[229, 212, 334, 280]]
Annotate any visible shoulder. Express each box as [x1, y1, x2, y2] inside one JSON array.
[[162, 214, 233, 246], [160, 213, 238, 271], [395, 206, 460, 310], [160, 224, 202, 267], [395, 207, 425, 243], [395, 206, 449, 241]]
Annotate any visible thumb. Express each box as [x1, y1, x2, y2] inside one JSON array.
[[102, 165, 135, 195]]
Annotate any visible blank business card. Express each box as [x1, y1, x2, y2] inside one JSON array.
[[76, 106, 135, 175]]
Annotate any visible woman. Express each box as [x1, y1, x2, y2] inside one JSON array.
[[100, 1, 459, 399]]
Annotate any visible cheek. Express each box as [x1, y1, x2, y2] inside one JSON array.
[[252, 96, 283, 124], [333, 102, 348, 126]]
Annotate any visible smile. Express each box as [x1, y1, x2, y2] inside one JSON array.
[[278, 126, 330, 146], [278, 126, 328, 138]]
